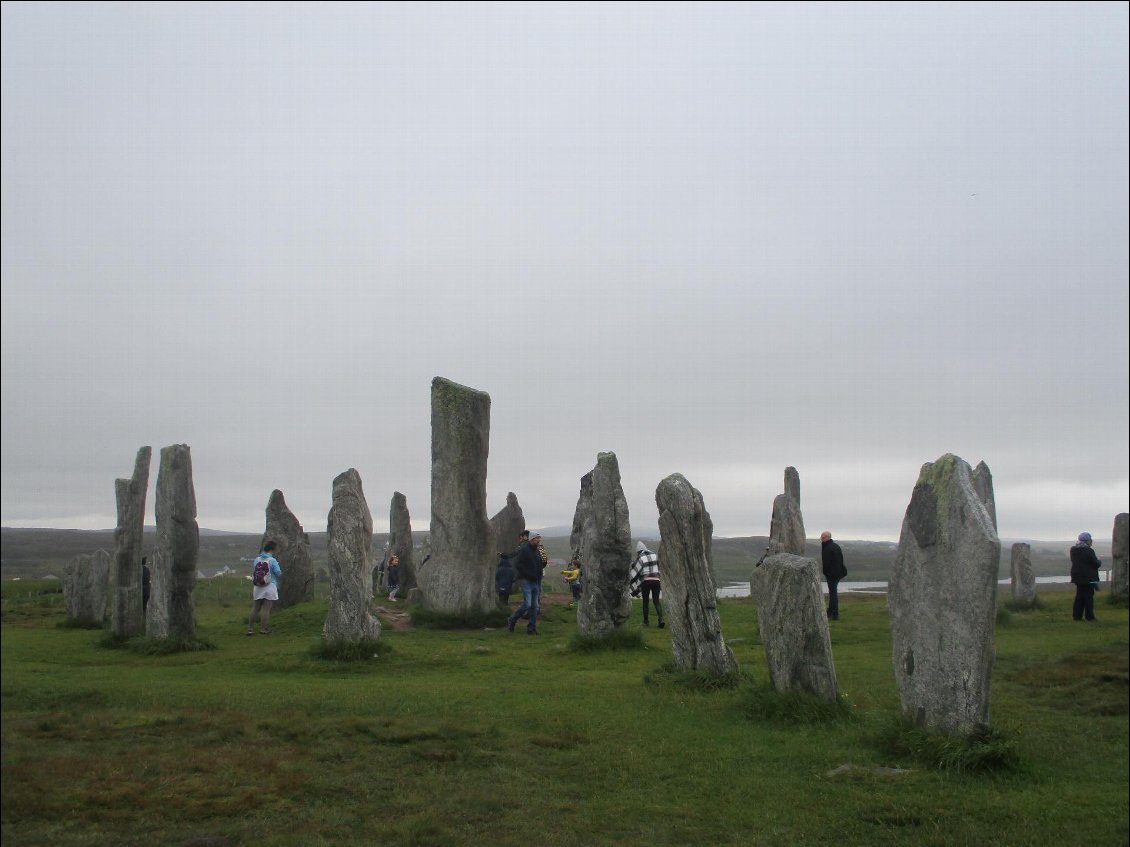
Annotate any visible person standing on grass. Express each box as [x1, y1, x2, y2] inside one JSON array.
[[629, 541, 664, 628], [1069, 531, 1102, 621], [248, 540, 282, 635], [508, 530, 546, 635], [560, 558, 582, 608], [820, 531, 847, 621], [387, 556, 401, 602]]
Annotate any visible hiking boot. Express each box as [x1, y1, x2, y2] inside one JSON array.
[[260, 629, 271, 634], [246, 630, 255, 636], [507, 620, 515, 633], [657, 621, 665, 629]]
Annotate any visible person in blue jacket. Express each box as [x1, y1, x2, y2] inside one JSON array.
[[248, 540, 282, 635]]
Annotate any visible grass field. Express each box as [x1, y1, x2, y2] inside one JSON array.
[[1, 580, 1127, 846]]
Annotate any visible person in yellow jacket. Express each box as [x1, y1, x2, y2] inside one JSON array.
[[560, 558, 583, 607]]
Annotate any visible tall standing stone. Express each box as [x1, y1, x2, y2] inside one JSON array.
[[417, 377, 495, 614], [111, 447, 151, 639], [575, 452, 633, 638], [751, 553, 838, 700], [1112, 513, 1129, 603], [656, 474, 737, 675], [1010, 542, 1037, 608], [971, 461, 998, 532], [388, 491, 416, 595], [769, 466, 806, 555], [64, 549, 111, 625], [147, 444, 199, 640], [490, 492, 526, 555], [889, 454, 1000, 737], [324, 468, 381, 642], [570, 471, 594, 561], [262, 490, 313, 608]]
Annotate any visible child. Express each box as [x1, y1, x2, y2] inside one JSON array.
[[560, 559, 583, 608], [387, 555, 400, 602]]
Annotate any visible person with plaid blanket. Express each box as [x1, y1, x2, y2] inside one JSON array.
[[628, 541, 664, 628]]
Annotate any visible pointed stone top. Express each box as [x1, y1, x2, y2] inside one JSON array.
[[784, 467, 800, 502]]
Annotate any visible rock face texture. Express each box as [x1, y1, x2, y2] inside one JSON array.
[[769, 466, 806, 555], [147, 444, 200, 640], [889, 454, 1000, 737], [575, 452, 633, 638], [1010, 542, 1037, 608], [1112, 513, 1129, 603], [387, 491, 416, 596], [490, 492, 526, 556], [751, 553, 838, 700], [417, 377, 496, 614], [324, 469, 381, 642], [971, 461, 998, 532], [655, 474, 737, 675], [569, 471, 594, 561], [262, 490, 313, 608], [64, 549, 111, 625], [112, 447, 151, 639]]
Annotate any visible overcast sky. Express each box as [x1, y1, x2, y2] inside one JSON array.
[[2, 2, 1127, 543]]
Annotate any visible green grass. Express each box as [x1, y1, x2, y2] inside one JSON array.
[[1, 587, 1127, 847]]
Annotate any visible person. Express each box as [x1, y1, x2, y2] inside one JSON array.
[[508, 530, 545, 635], [141, 556, 152, 612], [628, 541, 664, 628], [248, 540, 282, 635], [496, 553, 516, 605], [1069, 531, 1102, 621], [387, 556, 401, 602], [820, 531, 847, 621], [560, 558, 582, 607]]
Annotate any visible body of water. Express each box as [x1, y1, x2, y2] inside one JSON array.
[[717, 574, 1076, 599]]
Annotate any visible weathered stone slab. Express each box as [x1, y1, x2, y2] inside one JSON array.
[[1010, 542, 1037, 608], [388, 491, 416, 595], [262, 489, 313, 608], [325, 469, 381, 642], [769, 466, 806, 555], [889, 454, 1000, 737], [147, 444, 199, 640], [570, 471, 594, 561], [750, 553, 838, 700], [112, 447, 151, 639], [64, 549, 111, 625], [971, 461, 998, 532], [1112, 513, 1129, 603], [416, 377, 495, 614], [490, 491, 526, 555], [656, 474, 737, 675], [575, 452, 633, 638]]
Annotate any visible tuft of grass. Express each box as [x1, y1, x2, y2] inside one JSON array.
[[1106, 591, 1130, 609], [409, 604, 510, 630], [995, 606, 1013, 626], [644, 659, 744, 691], [55, 618, 106, 630], [876, 718, 1021, 774], [96, 631, 216, 654], [310, 638, 388, 662], [568, 628, 645, 652], [1004, 597, 1043, 613], [742, 682, 855, 724]]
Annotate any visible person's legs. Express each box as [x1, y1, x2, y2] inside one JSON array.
[[642, 584, 651, 625], [508, 581, 534, 631], [1083, 584, 1096, 621], [248, 598, 264, 632], [827, 578, 840, 620], [259, 600, 273, 632], [653, 584, 663, 628], [527, 580, 542, 633], [1073, 584, 1086, 620]]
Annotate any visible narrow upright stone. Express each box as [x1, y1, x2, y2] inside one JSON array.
[[147, 444, 199, 640], [575, 452, 633, 638], [656, 474, 737, 675], [263, 490, 313, 608], [324, 469, 381, 642], [769, 466, 806, 555], [889, 454, 1000, 737], [388, 491, 416, 595], [64, 549, 111, 625], [1112, 513, 1129, 603], [569, 471, 594, 562], [1010, 542, 1037, 609], [490, 492, 526, 555], [971, 461, 998, 532], [111, 447, 151, 639], [751, 553, 838, 700], [417, 377, 495, 614]]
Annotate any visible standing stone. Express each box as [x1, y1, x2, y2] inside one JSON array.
[[569, 471, 594, 562], [769, 466, 806, 555], [656, 474, 737, 675], [1010, 543, 1037, 608], [262, 490, 313, 608], [64, 549, 111, 625], [324, 469, 381, 642], [147, 445, 199, 640], [111, 447, 151, 639], [971, 461, 998, 532], [575, 452, 633, 638], [416, 377, 495, 614], [388, 491, 416, 595], [889, 454, 1000, 737], [490, 492, 526, 555], [751, 553, 838, 700], [1112, 513, 1129, 603]]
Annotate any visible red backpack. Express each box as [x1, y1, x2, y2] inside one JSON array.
[[253, 557, 271, 586]]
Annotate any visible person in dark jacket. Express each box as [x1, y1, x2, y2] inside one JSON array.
[[1069, 531, 1102, 621], [495, 553, 516, 605], [141, 557, 152, 612], [507, 531, 545, 635], [820, 532, 847, 621]]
